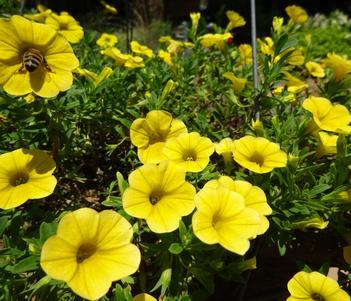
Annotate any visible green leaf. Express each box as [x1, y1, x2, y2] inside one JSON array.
[[150, 268, 172, 296], [39, 221, 58, 245], [168, 243, 183, 255], [6, 256, 39, 273], [0, 216, 10, 236], [117, 172, 128, 195], [178, 220, 187, 246], [113, 284, 126, 301], [308, 184, 331, 198], [189, 266, 214, 294], [102, 196, 122, 208]]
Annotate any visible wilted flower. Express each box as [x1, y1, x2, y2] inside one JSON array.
[[0, 148, 57, 209], [285, 5, 308, 24], [204, 176, 272, 235], [123, 161, 196, 233], [131, 41, 154, 58], [233, 136, 288, 174], [302, 96, 351, 134], [305, 61, 325, 78], [287, 271, 349, 301], [130, 110, 187, 164], [45, 12, 84, 43], [163, 132, 215, 172], [226, 10, 246, 31], [322, 53, 351, 81], [75, 66, 113, 87], [0, 15, 79, 97], [238, 44, 252, 65], [223, 72, 247, 93], [316, 131, 338, 157], [41, 208, 140, 300], [192, 186, 261, 255], [96, 33, 118, 48]]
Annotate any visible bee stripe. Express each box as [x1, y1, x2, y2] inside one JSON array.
[[23, 49, 44, 72]]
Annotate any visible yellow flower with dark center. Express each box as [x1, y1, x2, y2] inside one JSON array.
[[0, 15, 79, 98], [302, 96, 351, 134], [223, 72, 247, 93], [233, 136, 287, 174], [316, 131, 338, 158], [45, 12, 84, 43], [123, 161, 196, 233], [199, 33, 232, 50], [163, 132, 215, 172], [131, 41, 154, 58], [204, 176, 272, 235], [306, 61, 325, 78], [130, 110, 187, 164], [322, 53, 351, 81], [96, 33, 118, 48], [192, 186, 261, 255], [226, 10, 246, 31], [287, 271, 350, 301], [41, 208, 141, 300], [0, 148, 57, 209], [285, 5, 308, 24], [238, 44, 252, 65]]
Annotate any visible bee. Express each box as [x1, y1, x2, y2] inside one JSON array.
[[20, 48, 51, 72]]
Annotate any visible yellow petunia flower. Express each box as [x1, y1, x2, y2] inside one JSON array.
[[192, 186, 261, 255], [302, 96, 351, 134], [132, 294, 157, 301], [0, 15, 79, 98], [41, 208, 141, 301], [322, 53, 351, 81], [131, 41, 154, 58], [223, 72, 247, 93], [233, 136, 287, 174], [122, 161, 196, 233], [285, 5, 308, 24], [45, 12, 84, 44], [101, 47, 130, 66], [272, 17, 284, 34], [130, 110, 187, 164], [124, 55, 145, 69], [215, 137, 234, 165], [190, 12, 201, 31], [286, 48, 304, 66], [204, 176, 272, 235], [75, 66, 113, 87], [287, 271, 350, 301], [238, 44, 252, 65], [258, 37, 274, 56], [158, 50, 173, 66], [96, 33, 118, 48], [273, 72, 308, 96], [0, 148, 57, 209], [163, 132, 215, 172], [159, 36, 193, 56], [305, 61, 325, 78], [226, 10, 246, 31], [199, 33, 232, 50], [316, 131, 338, 158]]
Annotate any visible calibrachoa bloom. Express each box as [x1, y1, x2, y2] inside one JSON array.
[[0, 15, 79, 97], [0, 148, 57, 209], [192, 186, 261, 255], [41, 208, 141, 300], [238, 44, 252, 65], [131, 41, 154, 58], [96, 33, 118, 48], [322, 53, 351, 81], [302, 96, 351, 134], [223, 72, 247, 93], [45, 12, 84, 44], [215, 137, 234, 165], [287, 271, 350, 301], [75, 66, 113, 87], [130, 110, 187, 164], [225, 10, 246, 31], [199, 33, 232, 50], [204, 176, 272, 235], [306, 61, 325, 78], [285, 5, 308, 24], [316, 131, 338, 158], [233, 136, 287, 174], [190, 12, 201, 31], [122, 161, 196, 233], [158, 50, 173, 66], [163, 132, 215, 172]]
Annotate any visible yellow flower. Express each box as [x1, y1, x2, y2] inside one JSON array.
[[190, 12, 201, 31], [233, 136, 287, 174], [101, 47, 129, 66], [124, 55, 145, 69], [305, 61, 325, 78], [132, 294, 157, 301], [123, 161, 196, 233], [286, 48, 304, 66], [45, 12, 84, 44], [291, 217, 329, 230], [0, 148, 57, 209], [0, 15, 79, 98], [316, 131, 338, 157], [131, 41, 154, 58], [204, 176, 272, 235], [223, 72, 247, 93], [24, 93, 36, 103], [163, 132, 215, 172], [41, 208, 140, 300], [322, 53, 351, 81], [75, 66, 113, 87], [215, 137, 234, 165], [238, 44, 252, 65], [287, 271, 349, 301], [24, 6, 52, 23], [199, 33, 232, 50], [158, 50, 173, 65], [272, 17, 284, 34], [226, 10, 246, 31], [96, 33, 118, 48], [273, 72, 308, 96], [285, 5, 308, 24], [100, 0, 118, 14], [192, 186, 261, 255], [130, 110, 187, 164], [258, 37, 274, 56], [302, 96, 351, 134]]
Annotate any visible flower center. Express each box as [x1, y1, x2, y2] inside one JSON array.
[[76, 243, 97, 263], [10, 172, 29, 186], [182, 149, 197, 161], [249, 152, 264, 166], [149, 132, 167, 144], [150, 190, 163, 205], [59, 22, 69, 30], [311, 293, 326, 301]]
